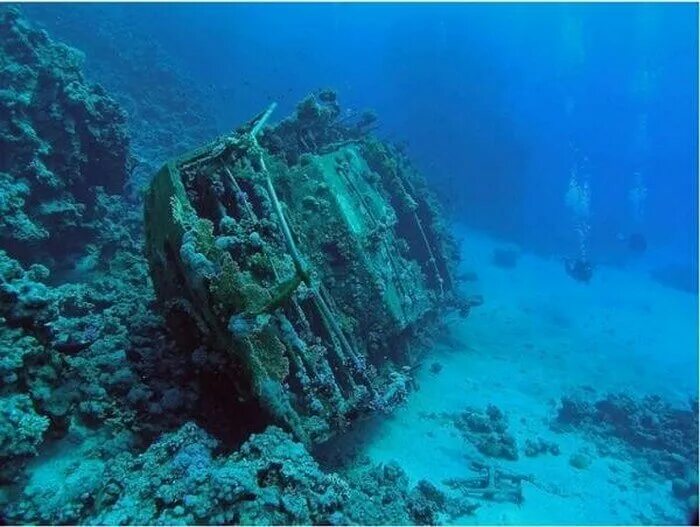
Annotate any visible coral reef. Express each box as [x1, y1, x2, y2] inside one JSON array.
[[553, 392, 698, 477], [0, 394, 49, 459], [5, 423, 451, 525], [0, 8, 201, 488], [450, 405, 519, 461], [21, 3, 220, 193], [422, 405, 520, 463], [0, 7, 128, 269], [553, 391, 699, 513], [0, 230, 200, 483]]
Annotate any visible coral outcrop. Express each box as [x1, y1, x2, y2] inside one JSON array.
[[22, 3, 221, 193], [0, 9, 198, 486], [0, 7, 128, 269], [450, 405, 519, 461], [5, 422, 450, 525], [553, 391, 699, 514], [0, 228, 200, 484]]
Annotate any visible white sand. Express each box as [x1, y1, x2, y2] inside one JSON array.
[[352, 226, 698, 524]]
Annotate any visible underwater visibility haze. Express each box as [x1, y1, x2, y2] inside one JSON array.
[[0, 2, 698, 525]]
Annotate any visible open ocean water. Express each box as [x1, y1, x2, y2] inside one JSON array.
[[1, 2, 698, 525]]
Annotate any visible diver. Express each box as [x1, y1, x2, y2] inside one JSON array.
[[617, 232, 647, 254], [564, 256, 594, 283]]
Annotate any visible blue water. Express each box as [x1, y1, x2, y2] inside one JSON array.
[[4, 3, 699, 524], [31, 2, 697, 260]]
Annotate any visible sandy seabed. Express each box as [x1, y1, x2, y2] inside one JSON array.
[[349, 226, 698, 525]]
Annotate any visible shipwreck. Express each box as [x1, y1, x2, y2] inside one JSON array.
[[144, 91, 471, 444]]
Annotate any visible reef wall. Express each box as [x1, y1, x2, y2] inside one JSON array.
[[0, 7, 199, 489], [21, 3, 222, 193], [0, 8, 128, 270]]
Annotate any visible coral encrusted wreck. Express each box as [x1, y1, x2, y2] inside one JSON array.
[[145, 92, 462, 444]]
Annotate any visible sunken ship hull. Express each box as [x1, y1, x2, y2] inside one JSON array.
[[144, 92, 460, 444]]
